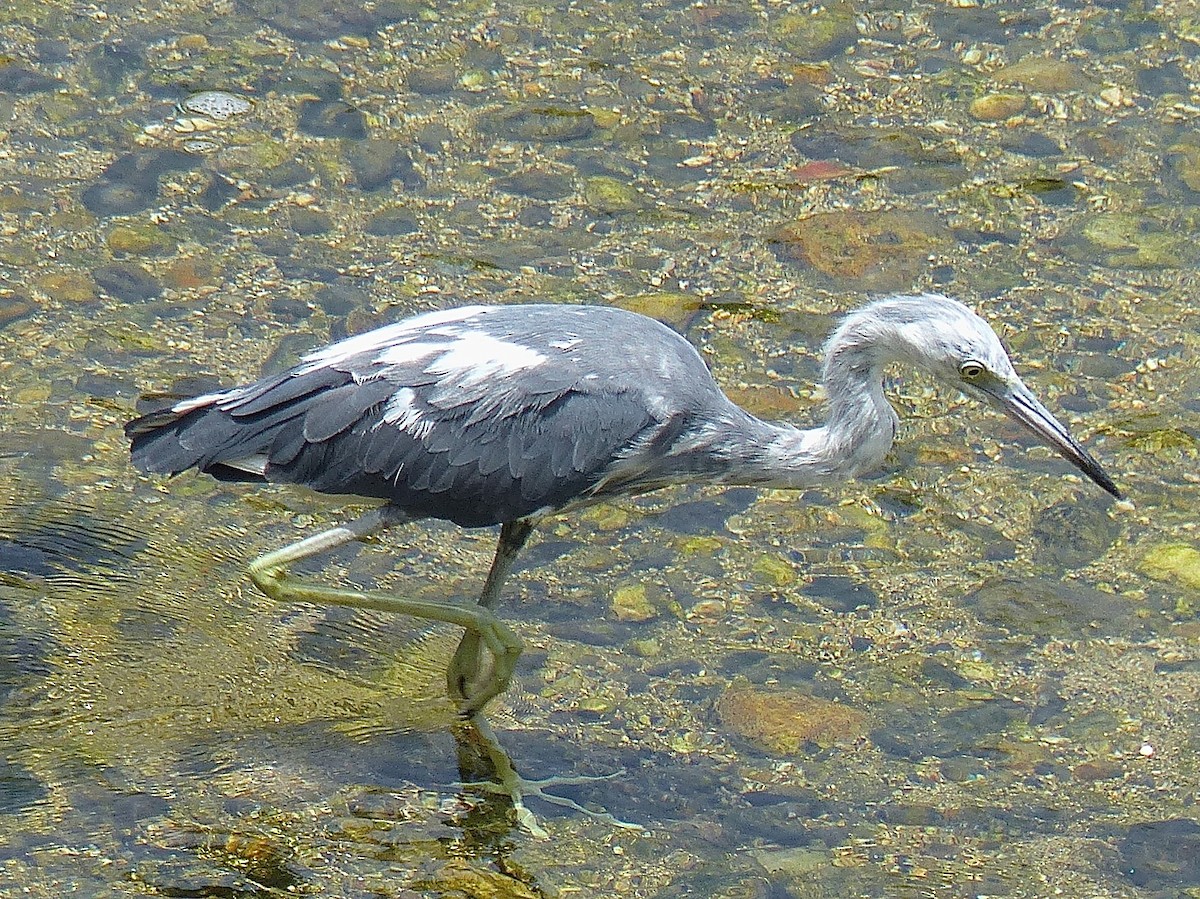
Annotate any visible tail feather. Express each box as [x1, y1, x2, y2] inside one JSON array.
[[127, 399, 306, 479], [126, 401, 246, 476], [126, 367, 374, 484]]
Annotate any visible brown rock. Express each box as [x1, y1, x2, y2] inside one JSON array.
[[717, 678, 868, 754]]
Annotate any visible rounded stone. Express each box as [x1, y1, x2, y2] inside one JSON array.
[[773, 3, 858, 61], [365, 208, 420, 236], [93, 264, 161, 302], [179, 90, 252, 121], [609, 583, 660, 623], [969, 92, 1026, 121], [0, 293, 36, 328], [347, 139, 421, 191], [406, 63, 459, 95], [994, 57, 1088, 92], [1031, 500, 1120, 569], [297, 99, 368, 140], [583, 175, 640, 214], [287, 208, 333, 235], [107, 223, 173, 256], [478, 103, 595, 143]]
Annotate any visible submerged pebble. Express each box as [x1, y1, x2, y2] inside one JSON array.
[[494, 169, 574, 200], [106, 223, 173, 256], [179, 89, 252, 121], [994, 57, 1089, 92], [609, 582, 660, 622], [81, 149, 199, 217], [583, 175, 641, 214], [1031, 501, 1120, 570], [406, 62, 459, 95], [717, 678, 868, 754], [298, 98, 368, 139], [181, 138, 221, 154], [478, 103, 596, 143], [1061, 212, 1196, 269], [969, 92, 1026, 121], [287, 207, 333, 235], [1116, 819, 1200, 891], [365, 207, 419, 236], [92, 263, 161, 302], [0, 65, 60, 94], [964, 576, 1136, 640], [0, 293, 35, 329], [1166, 136, 1200, 193], [1138, 543, 1200, 591], [772, 2, 859, 60], [347, 139, 422, 191], [771, 209, 949, 290]]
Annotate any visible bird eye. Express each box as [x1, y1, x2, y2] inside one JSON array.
[[960, 361, 986, 380]]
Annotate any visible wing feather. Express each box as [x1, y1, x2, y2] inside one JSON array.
[[301, 379, 395, 443], [129, 303, 723, 527], [221, 369, 341, 415]]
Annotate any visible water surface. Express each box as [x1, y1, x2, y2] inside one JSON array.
[[1, 0, 1198, 895]]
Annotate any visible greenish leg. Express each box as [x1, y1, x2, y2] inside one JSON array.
[[246, 509, 637, 836], [246, 506, 525, 716], [446, 519, 535, 714]]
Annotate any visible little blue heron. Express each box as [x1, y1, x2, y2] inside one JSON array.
[[126, 294, 1120, 830]]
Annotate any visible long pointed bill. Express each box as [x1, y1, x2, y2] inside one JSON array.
[[982, 380, 1122, 498]]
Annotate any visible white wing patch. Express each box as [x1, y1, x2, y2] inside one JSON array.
[[371, 341, 447, 368], [294, 306, 549, 400], [359, 326, 549, 438], [370, 331, 547, 384], [380, 386, 434, 438], [420, 331, 547, 387], [221, 454, 269, 475], [297, 305, 492, 373], [172, 388, 235, 414], [373, 330, 548, 437]]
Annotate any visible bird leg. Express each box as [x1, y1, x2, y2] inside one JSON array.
[[244, 511, 638, 835], [247, 510, 620, 837], [246, 505, 524, 716], [446, 519, 535, 715], [451, 713, 547, 837]]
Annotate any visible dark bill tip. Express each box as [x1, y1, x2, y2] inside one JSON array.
[[992, 383, 1122, 499]]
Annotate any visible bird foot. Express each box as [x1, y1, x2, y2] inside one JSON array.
[[452, 715, 643, 838], [458, 768, 644, 838]]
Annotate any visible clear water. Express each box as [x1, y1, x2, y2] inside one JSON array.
[[1, 0, 1197, 895]]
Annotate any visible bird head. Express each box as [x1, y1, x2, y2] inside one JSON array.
[[857, 294, 1122, 498]]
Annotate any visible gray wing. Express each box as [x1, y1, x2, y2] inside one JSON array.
[[279, 364, 665, 526], [127, 306, 704, 526]]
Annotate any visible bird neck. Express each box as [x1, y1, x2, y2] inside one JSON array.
[[761, 367, 898, 489], [718, 323, 901, 490], [633, 308, 920, 493], [816, 340, 900, 476]]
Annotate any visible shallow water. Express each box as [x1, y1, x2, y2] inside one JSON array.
[[1, 0, 1198, 895]]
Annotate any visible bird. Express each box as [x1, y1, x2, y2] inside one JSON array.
[[126, 294, 1122, 702], [126, 293, 1120, 829]]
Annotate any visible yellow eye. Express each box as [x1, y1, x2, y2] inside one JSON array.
[[960, 361, 986, 380]]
